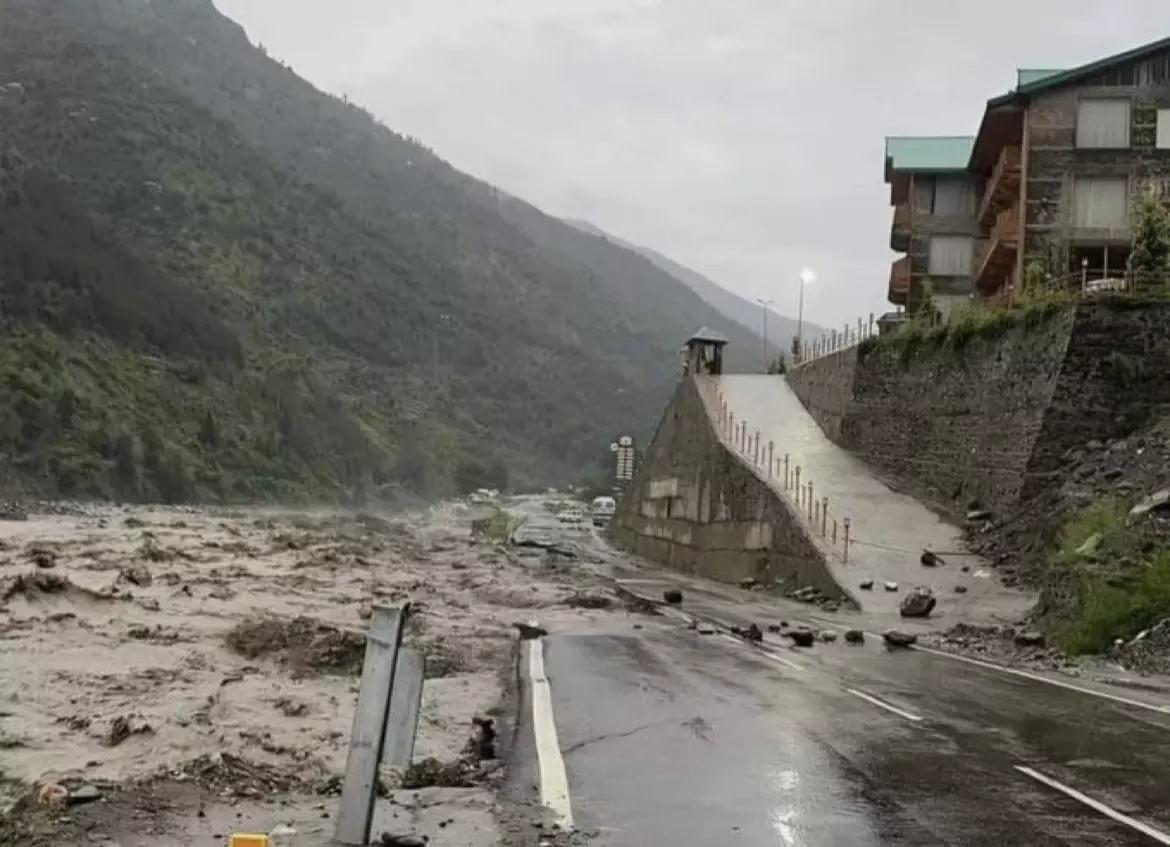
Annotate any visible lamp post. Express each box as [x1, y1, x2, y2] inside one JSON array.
[[796, 268, 816, 361], [756, 297, 775, 372]]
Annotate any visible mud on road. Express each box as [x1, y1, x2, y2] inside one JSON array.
[[0, 500, 623, 846]]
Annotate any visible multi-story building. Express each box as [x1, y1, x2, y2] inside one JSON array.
[[886, 36, 1170, 310], [884, 136, 981, 316]]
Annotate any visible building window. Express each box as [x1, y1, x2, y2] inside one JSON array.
[[1157, 109, 1170, 149], [933, 178, 975, 216], [1076, 99, 1131, 148], [912, 176, 974, 215], [1072, 177, 1129, 229], [927, 235, 974, 276]]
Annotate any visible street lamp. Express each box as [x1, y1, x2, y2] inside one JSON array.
[[796, 268, 816, 360], [756, 297, 775, 371]]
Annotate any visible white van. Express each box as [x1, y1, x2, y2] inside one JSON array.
[[590, 496, 617, 527]]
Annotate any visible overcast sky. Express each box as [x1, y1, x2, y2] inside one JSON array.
[[217, 0, 1168, 327]]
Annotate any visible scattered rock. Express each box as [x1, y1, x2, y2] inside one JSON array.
[[884, 581, 899, 592], [29, 548, 56, 569], [899, 586, 936, 618], [953, 585, 968, 594], [102, 714, 154, 747], [920, 550, 944, 568], [1075, 533, 1103, 556], [120, 564, 152, 587], [695, 622, 717, 635], [820, 630, 838, 643], [787, 628, 816, 648], [966, 508, 992, 523], [766, 624, 782, 633], [37, 782, 68, 810], [731, 623, 763, 642], [469, 716, 497, 760], [67, 784, 103, 806], [379, 835, 429, 847], [738, 578, 757, 589], [514, 621, 547, 640], [883, 630, 918, 649], [844, 629, 865, 644], [564, 592, 612, 610], [1014, 630, 1046, 648], [1130, 488, 1170, 518], [663, 588, 684, 605], [859, 579, 874, 591], [0, 502, 29, 521]]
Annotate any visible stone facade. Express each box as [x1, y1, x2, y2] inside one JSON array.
[[787, 302, 1170, 519], [906, 174, 982, 311], [1023, 49, 1170, 277], [608, 376, 847, 599]]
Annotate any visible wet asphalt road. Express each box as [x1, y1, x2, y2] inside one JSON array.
[[505, 498, 1170, 846]]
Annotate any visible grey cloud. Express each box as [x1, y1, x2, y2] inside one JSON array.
[[218, 0, 1170, 326]]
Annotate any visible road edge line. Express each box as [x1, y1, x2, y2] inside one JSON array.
[[526, 639, 574, 831], [907, 642, 1170, 716], [1015, 765, 1170, 843]]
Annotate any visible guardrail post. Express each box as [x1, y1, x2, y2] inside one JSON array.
[[741, 420, 748, 451], [728, 412, 735, 440], [842, 518, 851, 563], [793, 466, 801, 501], [821, 497, 828, 537], [807, 482, 814, 521], [767, 441, 774, 477], [753, 431, 761, 466], [784, 455, 790, 488], [868, 312, 875, 336], [832, 519, 838, 546]]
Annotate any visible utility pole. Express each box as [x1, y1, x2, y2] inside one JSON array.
[[757, 298, 775, 372]]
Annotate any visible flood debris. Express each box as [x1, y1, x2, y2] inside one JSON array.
[[730, 622, 763, 642], [920, 549, 944, 568], [225, 614, 367, 675]]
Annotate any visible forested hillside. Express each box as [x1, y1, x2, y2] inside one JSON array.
[[0, 0, 765, 502]]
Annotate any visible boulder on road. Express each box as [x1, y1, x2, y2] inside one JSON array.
[[787, 628, 816, 648], [732, 623, 764, 642], [883, 629, 918, 649], [884, 581, 899, 592], [920, 549, 944, 568], [899, 587, 936, 618], [859, 579, 875, 591], [844, 628, 865, 644], [820, 629, 838, 643], [663, 588, 684, 605], [1014, 630, 1046, 648]]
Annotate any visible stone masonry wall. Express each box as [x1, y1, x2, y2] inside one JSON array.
[[608, 376, 846, 600], [787, 302, 1170, 521]]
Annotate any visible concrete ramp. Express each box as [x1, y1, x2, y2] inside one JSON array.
[[713, 375, 1034, 620]]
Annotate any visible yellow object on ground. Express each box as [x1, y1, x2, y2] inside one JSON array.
[[229, 836, 270, 847]]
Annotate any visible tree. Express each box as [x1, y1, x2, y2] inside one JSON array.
[[1130, 189, 1170, 281], [790, 334, 801, 361]]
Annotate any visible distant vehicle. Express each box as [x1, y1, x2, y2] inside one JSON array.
[[590, 496, 617, 527], [1084, 277, 1126, 295], [556, 507, 586, 525]]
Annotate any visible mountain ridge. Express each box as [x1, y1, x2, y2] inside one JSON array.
[[0, 0, 772, 501], [562, 218, 823, 355]]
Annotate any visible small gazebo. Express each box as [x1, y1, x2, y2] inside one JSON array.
[[681, 326, 729, 376]]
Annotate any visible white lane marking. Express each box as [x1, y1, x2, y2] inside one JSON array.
[[718, 632, 805, 671], [1015, 766, 1170, 844], [526, 639, 574, 830], [909, 642, 1170, 716], [845, 688, 923, 722]]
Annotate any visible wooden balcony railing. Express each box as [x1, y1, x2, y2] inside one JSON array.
[[976, 145, 1021, 229], [888, 255, 910, 305], [890, 203, 911, 251], [975, 203, 1021, 291]]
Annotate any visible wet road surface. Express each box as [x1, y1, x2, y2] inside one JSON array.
[[502, 498, 1170, 846], [709, 374, 1034, 623]]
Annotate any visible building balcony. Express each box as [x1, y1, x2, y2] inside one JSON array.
[[976, 145, 1021, 229], [889, 203, 912, 252], [975, 203, 1020, 293], [888, 255, 910, 306]]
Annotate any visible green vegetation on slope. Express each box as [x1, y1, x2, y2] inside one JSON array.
[[1053, 496, 1170, 654], [0, 0, 765, 501]]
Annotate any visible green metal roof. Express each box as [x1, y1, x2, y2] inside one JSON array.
[[1016, 68, 1063, 88], [884, 136, 975, 172], [991, 36, 1170, 106]]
